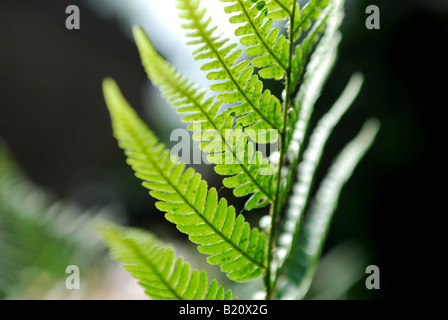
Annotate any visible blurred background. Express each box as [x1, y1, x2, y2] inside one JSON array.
[[1, 0, 445, 299]]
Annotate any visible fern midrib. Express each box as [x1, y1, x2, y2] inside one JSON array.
[[236, 0, 288, 72], [265, 1, 298, 300], [184, 0, 279, 132], [122, 114, 267, 270], [125, 238, 183, 300], [165, 78, 275, 203]]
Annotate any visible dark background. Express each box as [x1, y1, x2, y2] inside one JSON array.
[[1, 0, 445, 299]]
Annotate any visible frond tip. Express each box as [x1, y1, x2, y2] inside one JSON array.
[[99, 223, 236, 300]]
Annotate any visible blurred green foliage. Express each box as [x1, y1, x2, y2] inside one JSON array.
[[0, 142, 107, 299]]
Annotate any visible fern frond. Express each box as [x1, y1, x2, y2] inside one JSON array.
[[133, 27, 276, 211], [275, 73, 364, 272], [100, 223, 235, 300], [0, 143, 104, 298], [279, 119, 380, 299], [176, 0, 282, 141], [103, 79, 268, 282], [220, 0, 290, 80]]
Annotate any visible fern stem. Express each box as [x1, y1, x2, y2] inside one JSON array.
[[265, 1, 298, 300]]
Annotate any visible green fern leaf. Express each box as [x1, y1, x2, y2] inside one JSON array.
[[103, 78, 268, 281], [275, 73, 364, 273], [283, 0, 344, 203], [176, 0, 282, 142], [279, 119, 380, 299], [100, 223, 235, 300], [133, 26, 276, 210], [218, 1, 329, 83], [220, 0, 290, 80]]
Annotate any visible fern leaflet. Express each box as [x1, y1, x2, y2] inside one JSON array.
[[220, 0, 290, 80], [103, 79, 268, 282], [133, 26, 276, 211], [276, 73, 364, 274], [279, 119, 380, 299], [176, 0, 283, 142], [100, 223, 235, 300]]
